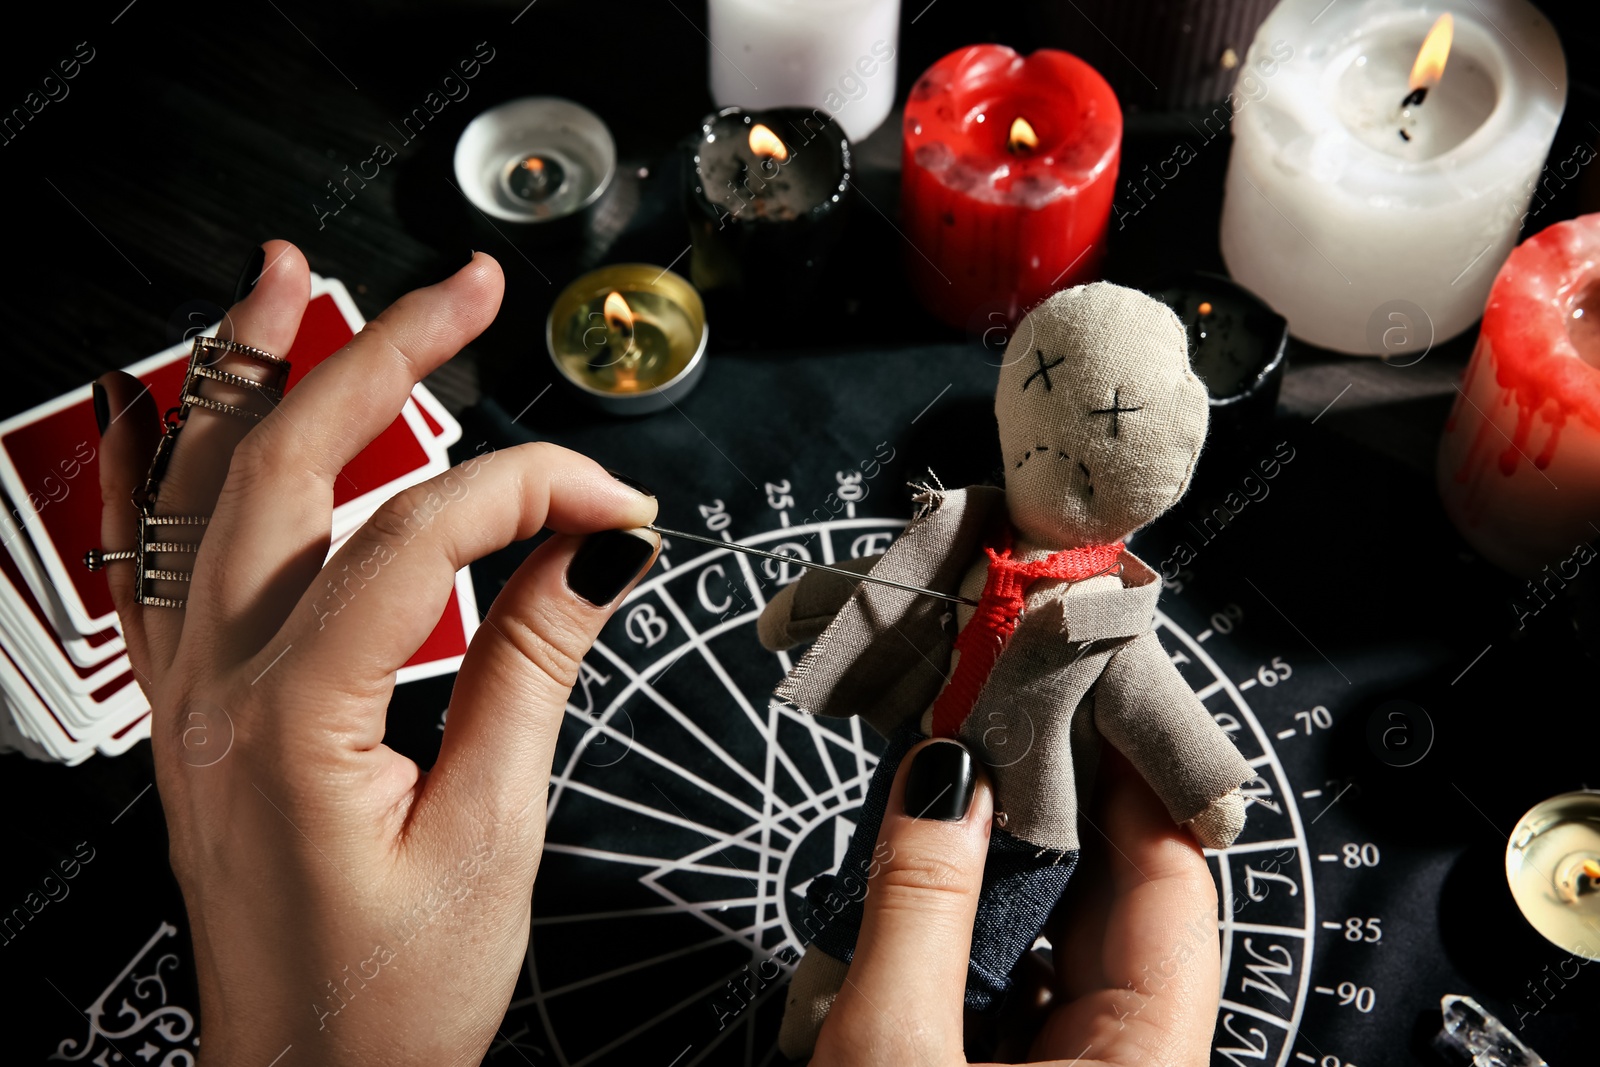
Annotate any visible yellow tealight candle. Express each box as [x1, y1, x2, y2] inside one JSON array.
[[545, 264, 708, 415], [1506, 790, 1600, 960]]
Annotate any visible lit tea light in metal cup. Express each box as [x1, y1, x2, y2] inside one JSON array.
[[545, 264, 709, 416], [503, 153, 568, 204], [1506, 790, 1600, 960], [454, 97, 615, 223]]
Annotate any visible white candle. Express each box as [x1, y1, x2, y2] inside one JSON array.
[[708, 0, 900, 143], [1218, 0, 1565, 355]]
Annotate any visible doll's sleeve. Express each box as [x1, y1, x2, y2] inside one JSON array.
[[1093, 629, 1255, 826], [756, 554, 883, 651]]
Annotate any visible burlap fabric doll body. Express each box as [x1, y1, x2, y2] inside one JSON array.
[[757, 282, 1255, 1058]]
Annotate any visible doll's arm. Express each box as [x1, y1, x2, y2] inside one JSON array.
[[1093, 630, 1255, 849], [756, 554, 883, 651]]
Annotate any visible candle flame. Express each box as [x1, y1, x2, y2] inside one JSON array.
[[748, 123, 789, 162], [523, 156, 545, 176], [603, 291, 635, 335], [1409, 13, 1454, 92], [1007, 116, 1039, 153], [1584, 859, 1600, 881], [1197, 301, 1213, 316]]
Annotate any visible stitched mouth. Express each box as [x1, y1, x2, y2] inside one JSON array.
[[1014, 447, 1095, 498], [1013, 444, 1052, 471]]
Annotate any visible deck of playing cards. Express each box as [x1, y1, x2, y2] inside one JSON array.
[[0, 276, 479, 763]]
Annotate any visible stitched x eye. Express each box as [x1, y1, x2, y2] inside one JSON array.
[[1089, 388, 1142, 437], [1023, 350, 1064, 391]]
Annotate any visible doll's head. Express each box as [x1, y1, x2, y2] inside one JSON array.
[[994, 282, 1208, 548]]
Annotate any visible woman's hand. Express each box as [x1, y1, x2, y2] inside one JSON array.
[[812, 741, 1223, 1065], [96, 241, 661, 1065]]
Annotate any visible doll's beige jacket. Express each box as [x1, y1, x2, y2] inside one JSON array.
[[758, 485, 1254, 853]]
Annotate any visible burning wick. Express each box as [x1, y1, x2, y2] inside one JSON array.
[[505, 154, 566, 202], [1007, 116, 1039, 155], [747, 123, 789, 173], [1397, 13, 1453, 143], [590, 291, 641, 383]]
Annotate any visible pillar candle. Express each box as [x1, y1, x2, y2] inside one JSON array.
[[708, 0, 900, 143], [1218, 0, 1565, 354], [901, 45, 1121, 331], [1437, 213, 1600, 577], [684, 107, 852, 304]]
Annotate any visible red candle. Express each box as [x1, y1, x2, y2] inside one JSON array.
[[901, 45, 1121, 330], [1437, 213, 1600, 577]]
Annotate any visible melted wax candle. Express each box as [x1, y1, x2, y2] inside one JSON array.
[[1437, 214, 1600, 577], [1218, 0, 1565, 354], [685, 107, 851, 299], [901, 45, 1120, 330]]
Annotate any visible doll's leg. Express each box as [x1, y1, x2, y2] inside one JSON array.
[[777, 945, 850, 1058], [963, 827, 1079, 1013], [778, 722, 923, 1058]]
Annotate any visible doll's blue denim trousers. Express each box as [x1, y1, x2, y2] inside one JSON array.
[[796, 724, 1080, 1012]]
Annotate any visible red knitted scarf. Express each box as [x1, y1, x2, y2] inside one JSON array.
[[928, 531, 1124, 739]]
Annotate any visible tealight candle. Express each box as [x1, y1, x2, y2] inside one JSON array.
[[453, 97, 616, 224], [685, 107, 851, 300], [1506, 791, 1600, 961], [708, 0, 900, 142], [545, 265, 708, 416], [1218, 0, 1565, 354], [901, 45, 1121, 330], [1437, 214, 1600, 576]]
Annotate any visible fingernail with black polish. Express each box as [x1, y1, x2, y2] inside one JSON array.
[[93, 381, 110, 436], [605, 469, 656, 497], [233, 245, 266, 304], [903, 741, 976, 821], [567, 529, 657, 606]]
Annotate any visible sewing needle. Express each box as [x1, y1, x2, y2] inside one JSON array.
[[643, 524, 981, 607]]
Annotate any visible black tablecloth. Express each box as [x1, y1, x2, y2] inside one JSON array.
[[2, 1, 1596, 1063]]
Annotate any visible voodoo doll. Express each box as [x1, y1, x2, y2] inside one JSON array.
[[757, 282, 1254, 1057]]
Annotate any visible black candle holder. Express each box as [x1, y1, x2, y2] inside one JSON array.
[[1150, 271, 1288, 451], [683, 106, 852, 321]]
